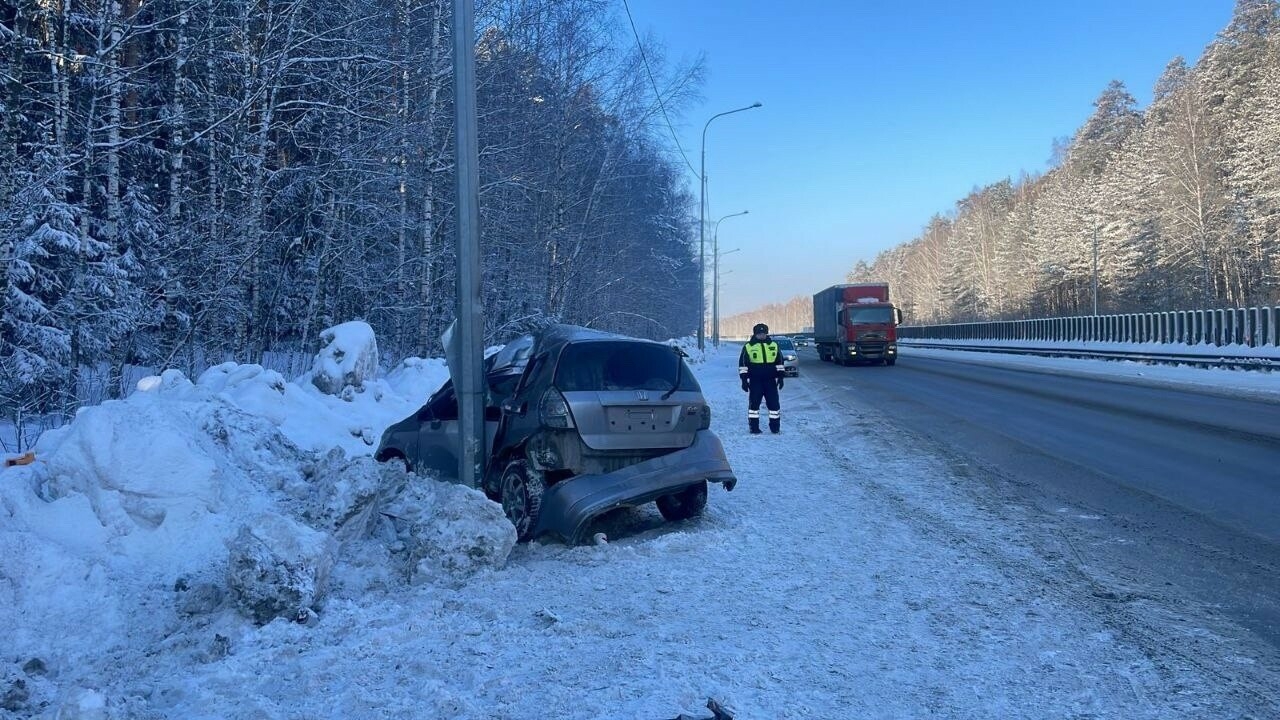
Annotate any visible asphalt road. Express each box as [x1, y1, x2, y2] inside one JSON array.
[[795, 347, 1280, 654]]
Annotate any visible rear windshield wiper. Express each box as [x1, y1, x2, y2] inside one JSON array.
[[661, 352, 681, 400]]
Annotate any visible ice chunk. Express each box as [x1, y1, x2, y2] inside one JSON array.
[[380, 478, 515, 586], [226, 513, 337, 624]]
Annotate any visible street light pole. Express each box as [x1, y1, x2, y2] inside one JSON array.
[[698, 102, 762, 350], [712, 210, 748, 347]]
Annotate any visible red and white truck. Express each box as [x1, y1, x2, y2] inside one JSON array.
[[812, 283, 903, 366]]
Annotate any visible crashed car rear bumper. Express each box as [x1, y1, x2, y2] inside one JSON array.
[[533, 430, 737, 543]]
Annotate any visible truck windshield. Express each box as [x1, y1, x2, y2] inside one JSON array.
[[847, 307, 895, 324]]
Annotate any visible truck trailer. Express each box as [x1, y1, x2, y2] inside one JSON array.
[[812, 283, 903, 365]]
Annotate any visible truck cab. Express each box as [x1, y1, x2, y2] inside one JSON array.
[[837, 300, 901, 364], [812, 283, 904, 366]]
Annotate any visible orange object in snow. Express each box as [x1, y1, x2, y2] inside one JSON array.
[[4, 452, 35, 468]]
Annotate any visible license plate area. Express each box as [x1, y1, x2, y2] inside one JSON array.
[[607, 406, 674, 432]]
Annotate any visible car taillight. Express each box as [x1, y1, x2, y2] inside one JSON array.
[[699, 404, 711, 430], [540, 387, 575, 429]]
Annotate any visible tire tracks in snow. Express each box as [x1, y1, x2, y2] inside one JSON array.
[[803, 392, 1280, 716]]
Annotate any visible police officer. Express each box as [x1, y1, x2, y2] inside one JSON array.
[[738, 323, 785, 434]]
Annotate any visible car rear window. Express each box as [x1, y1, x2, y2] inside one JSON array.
[[555, 342, 702, 393]]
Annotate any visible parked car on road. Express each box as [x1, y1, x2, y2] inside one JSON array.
[[774, 336, 800, 377], [376, 325, 738, 543]]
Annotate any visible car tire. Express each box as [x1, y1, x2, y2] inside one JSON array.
[[376, 450, 412, 474], [886, 357, 897, 366], [500, 459, 545, 542], [656, 480, 708, 522]]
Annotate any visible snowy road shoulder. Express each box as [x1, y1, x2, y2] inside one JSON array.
[[899, 344, 1280, 399]]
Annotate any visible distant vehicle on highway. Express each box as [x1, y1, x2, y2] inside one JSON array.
[[813, 283, 903, 366], [774, 336, 800, 377]]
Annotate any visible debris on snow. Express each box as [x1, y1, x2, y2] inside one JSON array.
[[1, 677, 30, 713]]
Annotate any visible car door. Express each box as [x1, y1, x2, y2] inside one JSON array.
[[415, 371, 517, 479], [413, 384, 461, 478]]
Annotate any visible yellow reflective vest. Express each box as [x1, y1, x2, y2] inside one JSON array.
[[739, 339, 783, 379], [744, 341, 778, 364]]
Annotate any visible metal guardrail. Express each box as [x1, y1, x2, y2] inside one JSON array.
[[898, 306, 1280, 370], [898, 340, 1279, 370], [900, 306, 1280, 348]]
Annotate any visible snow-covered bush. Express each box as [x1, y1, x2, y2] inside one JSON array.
[[226, 513, 337, 624], [309, 321, 379, 397]]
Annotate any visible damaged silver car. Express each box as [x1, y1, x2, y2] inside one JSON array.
[[375, 325, 738, 543]]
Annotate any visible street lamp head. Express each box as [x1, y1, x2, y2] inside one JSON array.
[[751, 102, 763, 108]]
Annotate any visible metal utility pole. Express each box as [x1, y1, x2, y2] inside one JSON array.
[[698, 102, 762, 350], [452, 0, 485, 488]]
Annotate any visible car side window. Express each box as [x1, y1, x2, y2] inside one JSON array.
[[512, 352, 546, 398], [424, 385, 459, 421]]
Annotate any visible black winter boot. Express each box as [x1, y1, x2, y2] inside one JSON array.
[[749, 417, 762, 434], [769, 418, 780, 434]]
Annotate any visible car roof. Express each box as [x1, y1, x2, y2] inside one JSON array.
[[532, 324, 675, 355]]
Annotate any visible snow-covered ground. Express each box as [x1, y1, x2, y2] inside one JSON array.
[[2, 332, 1274, 718]]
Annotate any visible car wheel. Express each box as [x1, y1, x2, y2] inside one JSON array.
[[886, 357, 897, 366], [376, 450, 412, 474], [656, 480, 708, 522], [500, 459, 545, 542]]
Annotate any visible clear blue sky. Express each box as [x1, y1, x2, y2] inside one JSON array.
[[623, 0, 1235, 317]]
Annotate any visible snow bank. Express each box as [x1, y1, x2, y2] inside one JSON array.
[[383, 356, 450, 407], [0, 322, 516, 714], [192, 340, 447, 457], [290, 449, 393, 545]]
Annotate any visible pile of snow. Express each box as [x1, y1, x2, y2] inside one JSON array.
[[307, 321, 380, 396], [378, 477, 515, 587], [227, 513, 338, 625], [0, 322, 513, 718]]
